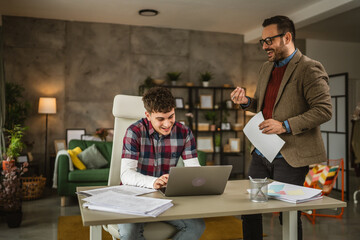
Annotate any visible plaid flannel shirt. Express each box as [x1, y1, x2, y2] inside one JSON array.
[[122, 118, 197, 177]]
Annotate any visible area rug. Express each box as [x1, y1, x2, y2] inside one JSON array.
[[58, 215, 244, 240]]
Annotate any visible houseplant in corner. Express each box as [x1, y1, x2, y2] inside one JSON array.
[[199, 71, 213, 87], [0, 161, 28, 227], [4, 82, 31, 131], [2, 125, 27, 170], [0, 124, 29, 228]]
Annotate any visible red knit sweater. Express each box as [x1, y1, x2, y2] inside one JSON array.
[[262, 64, 288, 120]]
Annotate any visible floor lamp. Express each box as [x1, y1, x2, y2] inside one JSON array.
[[38, 97, 56, 182]]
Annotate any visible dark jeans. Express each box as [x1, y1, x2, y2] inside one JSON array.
[[242, 152, 309, 240]]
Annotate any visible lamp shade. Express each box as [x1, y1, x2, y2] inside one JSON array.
[[38, 97, 56, 114]]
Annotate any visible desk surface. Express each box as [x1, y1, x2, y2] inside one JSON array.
[[77, 180, 346, 227]]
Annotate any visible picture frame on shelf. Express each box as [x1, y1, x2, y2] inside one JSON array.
[[54, 139, 66, 153], [229, 138, 241, 152], [197, 136, 214, 152], [66, 129, 86, 147], [200, 95, 213, 109], [175, 97, 184, 109]]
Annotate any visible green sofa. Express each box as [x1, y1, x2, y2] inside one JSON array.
[[56, 139, 112, 206]]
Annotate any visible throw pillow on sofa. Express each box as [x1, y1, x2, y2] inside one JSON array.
[[78, 144, 108, 169], [67, 147, 86, 170]]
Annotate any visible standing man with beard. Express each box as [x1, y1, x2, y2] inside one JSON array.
[[231, 16, 332, 240]]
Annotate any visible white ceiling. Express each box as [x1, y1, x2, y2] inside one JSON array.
[[0, 0, 360, 43]]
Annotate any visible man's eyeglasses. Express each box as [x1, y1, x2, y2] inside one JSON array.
[[259, 33, 285, 46]]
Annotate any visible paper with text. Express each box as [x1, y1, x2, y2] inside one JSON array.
[[267, 181, 323, 204], [243, 111, 285, 162], [83, 191, 173, 217], [77, 185, 156, 197]]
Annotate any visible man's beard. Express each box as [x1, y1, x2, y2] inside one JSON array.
[[265, 41, 287, 62]]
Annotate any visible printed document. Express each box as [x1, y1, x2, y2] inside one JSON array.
[[267, 181, 323, 204], [243, 111, 285, 162], [83, 191, 173, 217], [77, 185, 156, 197]]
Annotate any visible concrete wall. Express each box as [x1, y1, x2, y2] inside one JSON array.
[[305, 39, 360, 126], [3, 16, 248, 173]]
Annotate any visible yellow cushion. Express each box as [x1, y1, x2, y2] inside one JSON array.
[[67, 147, 86, 170]]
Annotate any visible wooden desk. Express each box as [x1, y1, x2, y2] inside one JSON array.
[[77, 180, 346, 240]]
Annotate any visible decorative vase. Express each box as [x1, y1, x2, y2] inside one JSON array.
[[202, 81, 209, 87], [2, 159, 15, 170], [6, 209, 23, 228], [171, 80, 177, 86]]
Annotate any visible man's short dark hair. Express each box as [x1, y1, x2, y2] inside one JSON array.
[[262, 15, 296, 42], [142, 87, 176, 113]]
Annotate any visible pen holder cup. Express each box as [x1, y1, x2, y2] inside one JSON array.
[[250, 178, 269, 202]]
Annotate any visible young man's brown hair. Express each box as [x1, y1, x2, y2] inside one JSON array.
[[142, 87, 176, 113]]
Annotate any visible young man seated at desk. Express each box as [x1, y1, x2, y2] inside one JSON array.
[[118, 87, 206, 240]]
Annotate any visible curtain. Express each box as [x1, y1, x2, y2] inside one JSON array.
[[0, 15, 6, 157]]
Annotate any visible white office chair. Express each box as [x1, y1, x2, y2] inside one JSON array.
[[103, 94, 178, 240]]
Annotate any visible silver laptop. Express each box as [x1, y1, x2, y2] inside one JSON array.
[[159, 165, 232, 197]]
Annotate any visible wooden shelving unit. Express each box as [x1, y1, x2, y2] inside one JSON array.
[[165, 85, 246, 177]]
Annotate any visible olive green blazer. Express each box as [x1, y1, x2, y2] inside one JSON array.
[[245, 50, 332, 167]]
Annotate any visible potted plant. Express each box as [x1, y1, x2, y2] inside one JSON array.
[[4, 82, 30, 131], [166, 72, 182, 86], [138, 76, 155, 95], [204, 111, 217, 131], [199, 71, 213, 87], [3, 125, 27, 170], [1, 124, 29, 228], [220, 101, 231, 130], [0, 161, 28, 227], [215, 133, 221, 152]]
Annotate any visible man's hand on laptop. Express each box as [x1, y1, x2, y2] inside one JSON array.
[[153, 174, 169, 189]]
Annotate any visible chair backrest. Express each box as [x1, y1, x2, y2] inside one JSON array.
[[304, 158, 344, 197], [107, 94, 146, 186]]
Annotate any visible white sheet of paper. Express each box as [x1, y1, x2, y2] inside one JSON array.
[[243, 112, 285, 162], [77, 185, 156, 197], [83, 191, 173, 217]]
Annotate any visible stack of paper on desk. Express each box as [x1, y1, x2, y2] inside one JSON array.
[[82, 191, 173, 217], [268, 181, 323, 204], [77, 185, 157, 197]]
